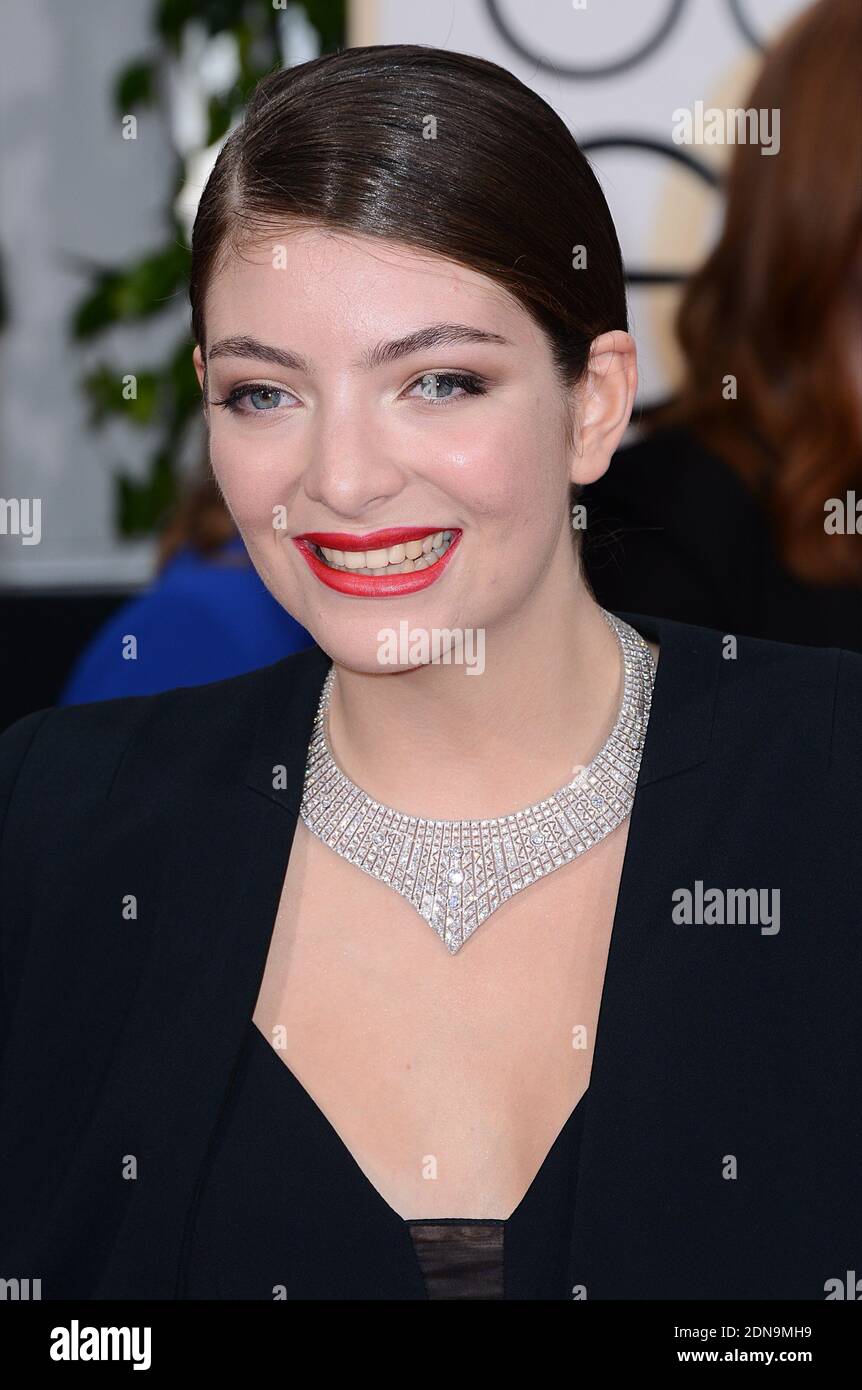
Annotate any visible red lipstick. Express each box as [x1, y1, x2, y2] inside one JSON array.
[[292, 527, 462, 598], [297, 526, 445, 551]]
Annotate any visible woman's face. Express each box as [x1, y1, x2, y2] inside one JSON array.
[[194, 227, 582, 672]]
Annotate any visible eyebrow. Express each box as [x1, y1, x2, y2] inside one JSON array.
[[206, 323, 513, 374]]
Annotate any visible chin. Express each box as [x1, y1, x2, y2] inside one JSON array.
[[305, 619, 438, 676]]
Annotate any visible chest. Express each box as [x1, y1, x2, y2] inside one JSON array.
[[252, 815, 630, 1218]]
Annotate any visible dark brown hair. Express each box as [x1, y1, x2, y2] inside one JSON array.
[[650, 0, 862, 588], [179, 43, 628, 565]]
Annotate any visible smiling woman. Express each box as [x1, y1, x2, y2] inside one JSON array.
[[0, 42, 859, 1307]]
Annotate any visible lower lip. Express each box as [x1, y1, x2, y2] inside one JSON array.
[[292, 532, 462, 597]]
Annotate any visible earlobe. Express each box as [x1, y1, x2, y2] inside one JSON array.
[[569, 330, 638, 487]]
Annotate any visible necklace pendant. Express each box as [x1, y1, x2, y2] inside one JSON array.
[[300, 610, 656, 954]]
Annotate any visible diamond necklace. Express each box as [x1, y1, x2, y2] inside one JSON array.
[[299, 609, 656, 954]]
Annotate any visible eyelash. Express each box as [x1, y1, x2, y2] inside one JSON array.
[[209, 370, 489, 417]]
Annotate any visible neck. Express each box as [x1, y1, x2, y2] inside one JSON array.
[[325, 567, 649, 822]]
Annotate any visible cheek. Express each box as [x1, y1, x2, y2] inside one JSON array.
[[208, 428, 294, 533], [438, 412, 562, 540]]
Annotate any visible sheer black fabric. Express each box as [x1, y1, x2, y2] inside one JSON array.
[[404, 1221, 504, 1299], [179, 1019, 587, 1300]]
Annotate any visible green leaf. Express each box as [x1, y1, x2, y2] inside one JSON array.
[[71, 243, 190, 338], [301, 0, 346, 52], [81, 366, 161, 428], [114, 60, 157, 112], [206, 93, 235, 145], [116, 448, 179, 536]]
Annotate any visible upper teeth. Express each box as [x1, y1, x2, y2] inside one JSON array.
[[317, 530, 454, 575]]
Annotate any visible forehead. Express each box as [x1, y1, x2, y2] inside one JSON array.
[[204, 225, 536, 346]]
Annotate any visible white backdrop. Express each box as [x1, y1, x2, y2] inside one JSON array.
[[357, 0, 808, 406]]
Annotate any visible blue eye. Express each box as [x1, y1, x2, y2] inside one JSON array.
[[408, 371, 488, 405], [210, 384, 292, 415]]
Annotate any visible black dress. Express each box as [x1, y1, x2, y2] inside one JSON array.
[[582, 424, 862, 654], [179, 1019, 588, 1300]]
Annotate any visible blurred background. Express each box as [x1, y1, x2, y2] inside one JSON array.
[[1, 0, 860, 731]]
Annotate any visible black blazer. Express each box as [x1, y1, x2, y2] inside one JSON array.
[[1, 610, 860, 1300], [583, 426, 862, 655]]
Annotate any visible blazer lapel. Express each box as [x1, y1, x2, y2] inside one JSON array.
[[565, 610, 722, 1297], [54, 610, 716, 1298], [92, 647, 332, 1298]]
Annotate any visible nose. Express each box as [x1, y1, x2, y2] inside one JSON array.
[[300, 391, 406, 520]]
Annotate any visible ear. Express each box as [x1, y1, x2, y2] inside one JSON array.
[[192, 345, 208, 414], [568, 330, 637, 486]]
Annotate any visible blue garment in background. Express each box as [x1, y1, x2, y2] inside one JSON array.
[[59, 535, 315, 704]]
